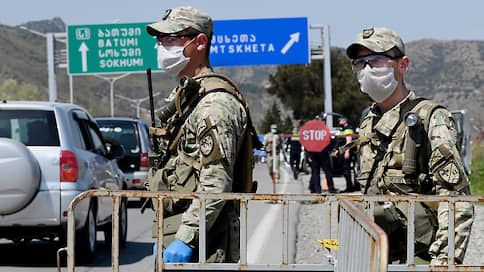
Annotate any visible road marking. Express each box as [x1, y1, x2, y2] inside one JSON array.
[[247, 168, 290, 263]]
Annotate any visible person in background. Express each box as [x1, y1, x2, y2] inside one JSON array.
[[288, 127, 302, 179], [263, 124, 283, 182], [308, 116, 337, 194], [336, 117, 356, 192]]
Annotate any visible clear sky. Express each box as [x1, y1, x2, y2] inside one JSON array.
[[2, 0, 483, 48]]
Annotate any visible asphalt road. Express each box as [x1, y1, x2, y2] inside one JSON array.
[[0, 161, 307, 271]]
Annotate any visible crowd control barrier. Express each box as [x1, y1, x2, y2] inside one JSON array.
[[57, 190, 483, 271]]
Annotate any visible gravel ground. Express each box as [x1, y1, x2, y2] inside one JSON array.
[[295, 174, 484, 266]]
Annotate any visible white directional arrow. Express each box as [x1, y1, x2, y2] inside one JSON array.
[[281, 32, 300, 55], [79, 42, 89, 72]]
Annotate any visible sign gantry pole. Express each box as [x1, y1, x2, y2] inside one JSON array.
[[322, 24, 333, 129], [310, 24, 333, 129], [47, 33, 57, 102]]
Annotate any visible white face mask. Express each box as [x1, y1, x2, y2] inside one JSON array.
[[357, 66, 398, 103], [157, 40, 193, 75]]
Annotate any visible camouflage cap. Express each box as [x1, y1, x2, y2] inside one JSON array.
[[147, 6, 213, 37], [271, 124, 277, 129], [346, 27, 405, 59]]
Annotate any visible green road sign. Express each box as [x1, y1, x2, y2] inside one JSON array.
[[67, 22, 159, 74]]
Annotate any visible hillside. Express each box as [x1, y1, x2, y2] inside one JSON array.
[[0, 18, 483, 133], [405, 39, 484, 132]]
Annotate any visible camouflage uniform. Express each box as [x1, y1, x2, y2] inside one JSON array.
[[150, 68, 246, 263], [346, 27, 474, 265], [263, 127, 282, 182], [146, 7, 248, 263], [357, 91, 474, 264]]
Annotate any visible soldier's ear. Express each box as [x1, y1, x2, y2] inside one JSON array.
[[398, 56, 409, 74], [196, 33, 209, 52]]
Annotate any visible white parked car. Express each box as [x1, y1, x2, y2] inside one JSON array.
[[0, 101, 128, 263]]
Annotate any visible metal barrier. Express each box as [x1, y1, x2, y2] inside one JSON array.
[[336, 198, 388, 272], [57, 190, 484, 272]]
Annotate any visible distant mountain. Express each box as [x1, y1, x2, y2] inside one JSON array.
[[0, 18, 482, 134], [18, 17, 66, 33], [405, 39, 484, 133]]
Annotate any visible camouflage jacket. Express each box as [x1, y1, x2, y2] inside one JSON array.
[[164, 68, 248, 262], [358, 91, 474, 264]]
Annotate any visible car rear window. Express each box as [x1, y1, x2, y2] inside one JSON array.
[[0, 110, 60, 146], [97, 121, 139, 155]]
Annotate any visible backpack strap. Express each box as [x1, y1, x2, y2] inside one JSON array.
[[195, 72, 262, 149], [414, 100, 444, 132], [167, 72, 259, 194], [194, 73, 250, 111]]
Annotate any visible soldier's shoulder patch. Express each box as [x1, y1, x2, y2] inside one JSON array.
[[200, 134, 214, 157], [437, 162, 461, 185], [430, 147, 445, 166], [197, 119, 208, 137]]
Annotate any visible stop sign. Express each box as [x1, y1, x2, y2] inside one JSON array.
[[299, 120, 331, 152]]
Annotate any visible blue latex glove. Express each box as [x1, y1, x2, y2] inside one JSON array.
[[152, 239, 193, 263], [153, 243, 157, 263]]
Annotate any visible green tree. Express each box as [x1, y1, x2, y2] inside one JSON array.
[[0, 79, 40, 101], [259, 101, 283, 133], [282, 115, 294, 134], [267, 48, 370, 126]]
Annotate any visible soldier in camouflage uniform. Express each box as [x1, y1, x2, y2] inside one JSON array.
[[146, 6, 253, 264], [345, 27, 474, 265], [263, 124, 283, 182]]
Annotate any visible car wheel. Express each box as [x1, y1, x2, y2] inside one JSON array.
[[76, 205, 96, 264], [119, 197, 128, 246], [104, 197, 128, 246]]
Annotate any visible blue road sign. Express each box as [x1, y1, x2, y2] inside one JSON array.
[[210, 17, 309, 67]]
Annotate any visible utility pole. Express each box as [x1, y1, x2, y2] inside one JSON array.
[[95, 73, 131, 117], [115, 92, 162, 118]]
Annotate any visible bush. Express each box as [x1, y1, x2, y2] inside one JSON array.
[[470, 145, 484, 196]]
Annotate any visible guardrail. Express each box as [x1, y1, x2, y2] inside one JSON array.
[[57, 191, 484, 271]]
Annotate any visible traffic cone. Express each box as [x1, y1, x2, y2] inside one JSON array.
[[322, 177, 328, 190]]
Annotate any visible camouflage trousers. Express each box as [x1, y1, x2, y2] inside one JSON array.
[[267, 152, 280, 182]]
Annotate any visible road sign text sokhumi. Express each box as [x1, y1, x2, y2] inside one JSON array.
[[67, 22, 159, 75]]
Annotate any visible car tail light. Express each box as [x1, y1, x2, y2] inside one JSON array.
[[60, 150, 78, 182], [133, 179, 141, 184], [140, 153, 149, 167]]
